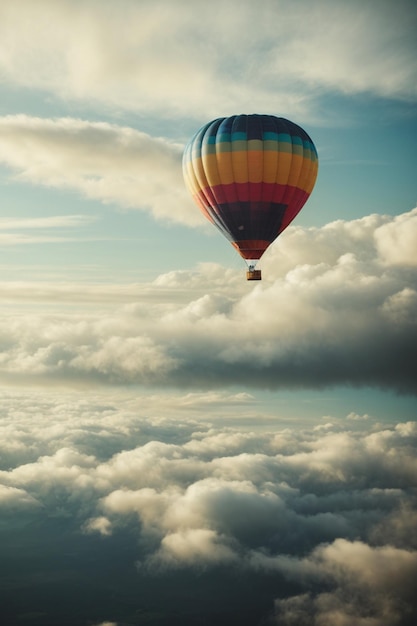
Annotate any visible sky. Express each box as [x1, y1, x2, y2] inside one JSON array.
[[0, 1, 416, 625]]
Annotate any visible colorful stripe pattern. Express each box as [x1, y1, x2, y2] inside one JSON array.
[[183, 114, 318, 260]]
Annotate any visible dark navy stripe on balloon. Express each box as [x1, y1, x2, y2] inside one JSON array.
[[207, 201, 288, 243]]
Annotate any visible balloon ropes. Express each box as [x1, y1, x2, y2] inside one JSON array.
[[182, 114, 318, 280]]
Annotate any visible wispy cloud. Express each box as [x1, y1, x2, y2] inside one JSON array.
[[0, 215, 95, 230], [0, 0, 415, 124], [0, 213, 99, 245]]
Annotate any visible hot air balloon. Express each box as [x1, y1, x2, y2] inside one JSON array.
[[182, 114, 318, 280]]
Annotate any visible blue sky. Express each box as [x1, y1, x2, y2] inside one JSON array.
[[0, 2, 416, 625]]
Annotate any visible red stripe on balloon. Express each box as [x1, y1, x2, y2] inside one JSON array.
[[198, 182, 307, 205]]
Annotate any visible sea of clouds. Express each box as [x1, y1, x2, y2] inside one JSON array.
[[1, 390, 416, 624]]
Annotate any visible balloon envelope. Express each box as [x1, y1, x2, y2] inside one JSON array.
[[183, 114, 318, 263]]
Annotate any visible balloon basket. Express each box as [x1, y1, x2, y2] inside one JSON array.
[[246, 269, 262, 281]]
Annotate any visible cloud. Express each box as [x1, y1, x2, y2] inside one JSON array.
[[375, 209, 417, 266], [263, 0, 417, 102], [0, 115, 198, 227], [271, 540, 417, 626], [0, 214, 99, 246], [0, 0, 415, 124], [153, 528, 237, 568], [1, 390, 416, 622], [2, 113, 417, 246], [370, 503, 417, 549], [5, 400, 416, 562], [0, 215, 95, 230], [83, 516, 113, 536], [0, 209, 416, 394], [0, 484, 40, 510], [0, 0, 306, 120]]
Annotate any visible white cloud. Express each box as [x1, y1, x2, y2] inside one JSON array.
[[69, 335, 178, 383], [0, 0, 414, 124], [0, 209, 416, 393], [346, 412, 369, 421], [0, 115, 198, 226], [375, 209, 417, 266], [154, 528, 237, 567], [264, 0, 417, 101], [0, 0, 267, 119], [83, 516, 113, 536]]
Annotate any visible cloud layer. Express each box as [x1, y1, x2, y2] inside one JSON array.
[[1, 390, 416, 624], [1, 208, 416, 394], [0, 0, 415, 122]]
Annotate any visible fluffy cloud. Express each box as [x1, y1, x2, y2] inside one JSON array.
[[0, 391, 416, 623], [0, 115, 197, 226], [2, 395, 416, 556], [375, 209, 417, 266], [0, 209, 416, 394], [0, 1, 415, 122], [271, 540, 417, 625]]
